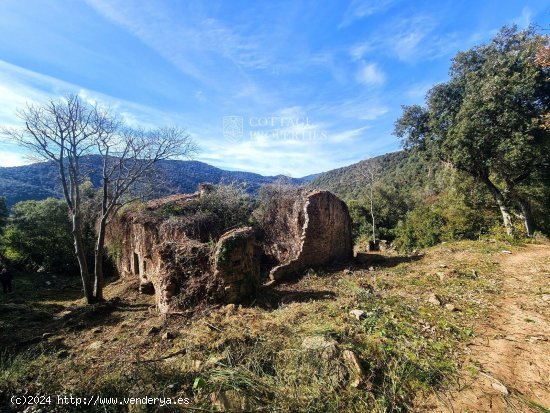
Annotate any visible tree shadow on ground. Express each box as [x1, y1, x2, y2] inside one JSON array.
[[0, 272, 127, 357], [254, 288, 337, 310], [254, 251, 424, 310], [353, 252, 424, 269]]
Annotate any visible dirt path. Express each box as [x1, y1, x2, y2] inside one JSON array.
[[428, 244, 550, 412]]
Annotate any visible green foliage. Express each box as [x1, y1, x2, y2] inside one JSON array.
[[348, 182, 410, 243], [311, 151, 439, 204], [0, 197, 7, 234], [395, 25, 550, 235], [394, 204, 445, 252], [348, 201, 372, 242], [154, 183, 256, 242], [394, 171, 502, 251], [197, 184, 256, 231], [1, 198, 77, 272]]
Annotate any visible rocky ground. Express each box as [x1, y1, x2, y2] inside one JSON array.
[[1, 240, 549, 412], [418, 243, 550, 412]]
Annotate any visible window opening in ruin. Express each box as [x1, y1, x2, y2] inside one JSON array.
[[133, 252, 140, 275]]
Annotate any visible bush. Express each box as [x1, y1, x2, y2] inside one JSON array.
[[155, 183, 256, 241], [393, 205, 445, 252], [0, 198, 77, 272]]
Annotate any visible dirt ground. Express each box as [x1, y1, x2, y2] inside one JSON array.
[[421, 243, 550, 412], [2, 241, 549, 412]]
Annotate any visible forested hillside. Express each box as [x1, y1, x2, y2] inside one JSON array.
[[310, 150, 437, 201], [312, 147, 549, 248], [0, 155, 311, 207]]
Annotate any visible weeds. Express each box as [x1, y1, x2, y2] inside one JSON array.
[[0, 240, 511, 412]]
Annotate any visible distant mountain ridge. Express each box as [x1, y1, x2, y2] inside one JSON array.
[[0, 151, 431, 208], [0, 155, 317, 207]]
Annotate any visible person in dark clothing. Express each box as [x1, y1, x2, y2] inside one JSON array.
[[0, 267, 13, 294]]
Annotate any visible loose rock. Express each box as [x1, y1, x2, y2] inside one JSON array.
[[342, 349, 369, 388], [302, 336, 339, 360], [87, 341, 102, 350], [491, 381, 509, 395], [349, 309, 366, 320], [427, 293, 442, 306], [445, 303, 459, 312]]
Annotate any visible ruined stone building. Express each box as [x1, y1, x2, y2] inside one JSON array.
[[108, 185, 352, 313]]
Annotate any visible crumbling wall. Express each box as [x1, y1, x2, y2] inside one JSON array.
[[108, 185, 352, 312], [266, 190, 353, 281], [107, 188, 260, 313], [213, 227, 260, 303]]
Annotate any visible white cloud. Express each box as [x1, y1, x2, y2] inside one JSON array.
[[318, 96, 389, 121], [349, 42, 373, 61], [512, 7, 532, 28], [329, 126, 371, 143], [339, 0, 397, 28], [356, 62, 386, 86], [349, 14, 461, 63], [0, 60, 353, 176], [85, 1, 270, 88], [0, 150, 32, 167]]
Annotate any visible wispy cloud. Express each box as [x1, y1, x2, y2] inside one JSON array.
[[339, 0, 397, 28], [329, 126, 371, 143], [85, 1, 269, 89], [512, 7, 532, 28], [349, 14, 461, 63], [356, 62, 386, 86], [1, 0, 544, 177], [322, 97, 389, 121]]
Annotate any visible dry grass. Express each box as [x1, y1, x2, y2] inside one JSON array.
[[0, 239, 518, 412]]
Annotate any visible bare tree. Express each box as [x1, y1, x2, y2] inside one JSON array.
[[92, 126, 196, 300], [3, 95, 196, 303]]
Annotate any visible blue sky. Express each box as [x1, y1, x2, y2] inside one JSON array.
[[0, 0, 547, 176]]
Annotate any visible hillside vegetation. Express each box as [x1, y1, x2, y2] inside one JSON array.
[[0, 155, 311, 208], [4, 240, 548, 412]]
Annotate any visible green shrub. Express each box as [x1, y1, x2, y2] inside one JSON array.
[[394, 205, 445, 252], [0, 198, 77, 272]]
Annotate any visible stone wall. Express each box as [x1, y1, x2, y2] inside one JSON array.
[[108, 195, 260, 313], [213, 227, 260, 303], [108, 186, 352, 312], [267, 190, 353, 281]]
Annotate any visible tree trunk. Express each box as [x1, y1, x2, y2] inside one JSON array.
[[496, 197, 514, 236], [371, 212, 376, 244], [93, 217, 107, 301], [516, 197, 535, 237], [72, 212, 94, 304], [482, 177, 514, 236], [369, 183, 376, 244]]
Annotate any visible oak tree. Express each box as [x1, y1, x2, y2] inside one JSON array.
[[395, 26, 550, 236]]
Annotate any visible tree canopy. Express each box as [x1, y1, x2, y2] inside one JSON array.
[[394, 26, 550, 236]]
